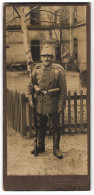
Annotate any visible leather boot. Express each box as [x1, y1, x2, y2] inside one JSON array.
[[31, 146, 45, 154], [53, 131, 63, 159], [31, 126, 46, 155], [38, 126, 46, 151]]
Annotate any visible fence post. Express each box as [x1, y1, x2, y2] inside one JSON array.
[[74, 90, 77, 132], [80, 90, 83, 131], [68, 90, 71, 133]]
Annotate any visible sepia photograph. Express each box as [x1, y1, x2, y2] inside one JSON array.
[[3, 2, 90, 191]]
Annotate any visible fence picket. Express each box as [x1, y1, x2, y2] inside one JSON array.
[[19, 93, 22, 134], [8, 90, 10, 125], [68, 90, 71, 133], [74, 90, 77, 132], [86, 90, 88, 121], [14, 91, 17, 130], [13, 91, 16, 129], [16, 92, 20, 132], [80, 90, 83, 131], [20, 93, 26, 136], [15, 91, 18, 131], [17, 92, 20, 132], [12, 90, 15, 129], [9, 92, 11, 125], [10, 91, 12, 127], [11, 90, 14, 128], [7, 89, 9, 123]]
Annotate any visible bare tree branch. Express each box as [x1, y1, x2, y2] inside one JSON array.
[[60, 15, 70, 22], [12, 6, 21, 18], [6, 16, 20, 25], [25, 6, 40, 17], [6, 6, 21, 29]]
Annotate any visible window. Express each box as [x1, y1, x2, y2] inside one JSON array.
[[73, 7, 77, 23], [31, 40, 40, 62], [55, 46, 60, 61], [74, 38, 78, 59], [30, 7, 40, 25]]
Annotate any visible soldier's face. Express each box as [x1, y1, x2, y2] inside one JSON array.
[[41, 55, 53, 66]]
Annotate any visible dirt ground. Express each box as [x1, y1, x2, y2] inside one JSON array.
[[7, 70, 88, 176], [7, 125, 88, 175]]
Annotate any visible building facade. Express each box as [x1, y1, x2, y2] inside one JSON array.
[[6, 5, 87, 70]]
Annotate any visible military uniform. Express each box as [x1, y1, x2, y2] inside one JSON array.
[[28, 45, 67, 159], [28, 63, 67, 114]]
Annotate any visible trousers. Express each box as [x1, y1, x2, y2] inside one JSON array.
[[37, 112, 61, 150]]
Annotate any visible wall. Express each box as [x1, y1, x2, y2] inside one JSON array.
[[6, 29, 56, 64], [6, 5, 87, 70], [71, 25, 87, 69], [6, 43, 26, 64], [71, 6, 86, 25]]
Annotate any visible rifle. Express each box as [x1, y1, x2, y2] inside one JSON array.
[[34, 85, 60, 96], [32, 89, 38, 156]]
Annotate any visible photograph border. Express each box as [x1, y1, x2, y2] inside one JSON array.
[[3, 2, 90, 191]]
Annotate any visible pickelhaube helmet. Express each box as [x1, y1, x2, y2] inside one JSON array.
[[41, 45, 53, 56]]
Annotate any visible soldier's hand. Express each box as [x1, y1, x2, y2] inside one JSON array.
[[34, 85, 41, 95], [42, 90, 48, 95], [29, 100, 34, 108]]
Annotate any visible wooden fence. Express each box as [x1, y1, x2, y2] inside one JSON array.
[[7, 89, 87, 137]]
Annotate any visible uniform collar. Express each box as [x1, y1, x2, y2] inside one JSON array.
[[41, 63, 52, 71]]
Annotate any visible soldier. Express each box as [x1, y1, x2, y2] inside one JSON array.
[[28, 45, 67, 159]]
